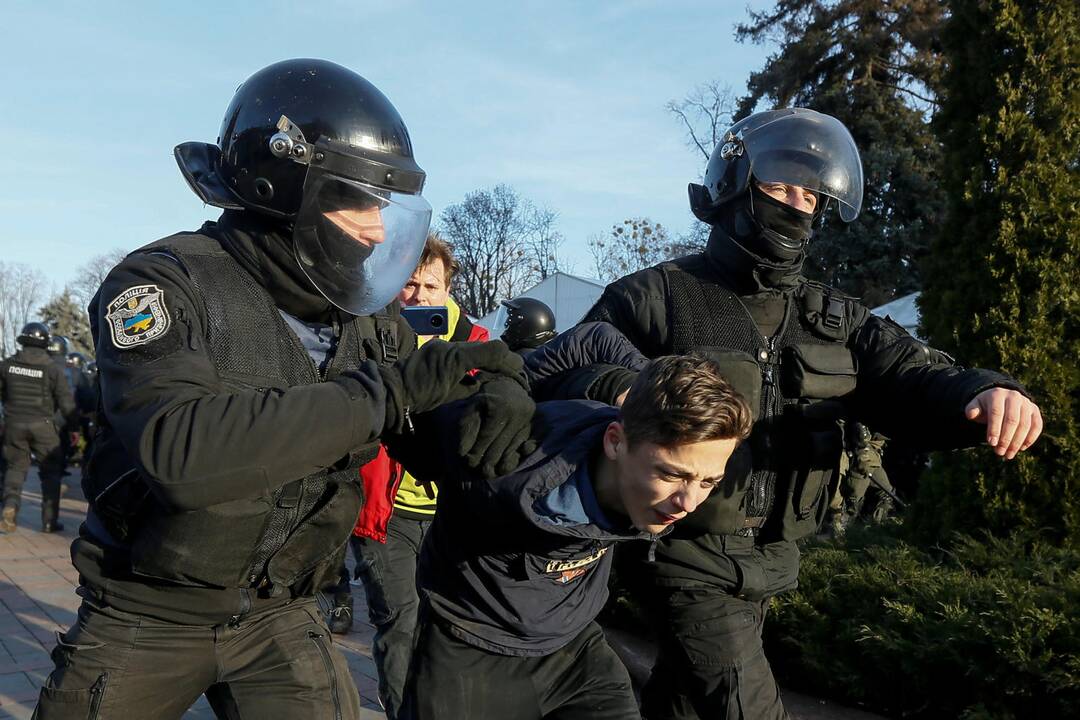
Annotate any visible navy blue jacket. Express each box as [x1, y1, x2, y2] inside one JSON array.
[[524, 321, 647, 402], [413, 400, 661, 657]]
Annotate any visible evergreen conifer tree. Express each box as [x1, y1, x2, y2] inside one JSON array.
[[39, 288, 93, 356], [916, 0, 1080, 542]]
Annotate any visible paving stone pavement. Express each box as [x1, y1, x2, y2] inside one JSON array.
[[0, 468, 385, 720]]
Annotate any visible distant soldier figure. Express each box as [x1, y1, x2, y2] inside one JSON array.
[[0, 322, 75, 533], [836, 422, 895, 532]]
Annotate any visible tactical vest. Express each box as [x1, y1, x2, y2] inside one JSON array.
[[88, 232, 399, 594], [662, 263, 860, 542], [1, 349, 56, 421]]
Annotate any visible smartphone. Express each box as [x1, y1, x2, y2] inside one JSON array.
[[401, 306, 449, 335]]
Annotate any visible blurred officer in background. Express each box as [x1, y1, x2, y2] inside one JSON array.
[[0, 322, 74, 533], [500, 296, 557, 358]]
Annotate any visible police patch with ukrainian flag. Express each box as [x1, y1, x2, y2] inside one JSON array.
[[106, 284, 171, 348]]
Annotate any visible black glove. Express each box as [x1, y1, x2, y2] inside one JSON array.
[[454, 377, 542, 478], [380, 340, 525, 434]]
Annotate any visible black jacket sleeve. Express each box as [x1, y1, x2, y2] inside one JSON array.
[[93, 252, 394, 511], [535, 269, 671, 403], [582, 268, 672, 356], [847, 312, 1024, 450], [526, 322, 647, 402]]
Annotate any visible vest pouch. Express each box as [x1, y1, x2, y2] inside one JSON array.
[[777, 425, 842, 541], [693, 348, 763, 421], [130, 495, 276, 586], [266, 477, 363, 591], [673, 442, 752, 536], [780, 344, 857, 400], [82, 431, 153, 544]]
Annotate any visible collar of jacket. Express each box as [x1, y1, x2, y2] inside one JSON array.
[[704, 225, 805, 293], [507, 403, 672, 543], [210, 210, 339, 324], [14, 347, 50, 365]]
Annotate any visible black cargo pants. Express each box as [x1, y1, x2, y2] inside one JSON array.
[[33, 592, 362, 719], [3, 418, 64, 522], [401, 612, 638, 720], [638, 537, 799, 720]]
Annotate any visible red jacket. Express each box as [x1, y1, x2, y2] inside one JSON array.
[[353, 312, 489, 542]]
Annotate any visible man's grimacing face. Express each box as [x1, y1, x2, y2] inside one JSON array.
[[602, 422, 739, 535]]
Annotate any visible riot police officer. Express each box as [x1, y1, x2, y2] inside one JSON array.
[[551, 108, 1042, 719], [33, 59, 534, 720], [0, 322, 74, 533], [500, 297, 557, 356]]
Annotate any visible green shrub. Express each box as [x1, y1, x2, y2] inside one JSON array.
[[765, 527, 1080, 719], [917, 0, 1080, 544]]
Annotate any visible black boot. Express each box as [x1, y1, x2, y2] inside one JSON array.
[[42, 499, 63, 533], [328, 592, 354, 635]]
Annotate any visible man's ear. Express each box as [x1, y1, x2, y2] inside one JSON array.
[[603, 421, 624, 461]]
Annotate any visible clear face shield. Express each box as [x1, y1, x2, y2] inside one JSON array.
[[293, 170, 431, 316], [743, 112, 864, 221], [270, 116, 432, 316]]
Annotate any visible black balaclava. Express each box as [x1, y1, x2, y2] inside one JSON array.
[[211, 210, 337, 323], [706, 183, 816, 291]]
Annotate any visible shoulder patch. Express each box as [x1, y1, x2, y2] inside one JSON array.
[[105, 284, 171, 349]]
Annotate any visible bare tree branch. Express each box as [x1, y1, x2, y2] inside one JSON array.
[[666, 81, 738, 164]]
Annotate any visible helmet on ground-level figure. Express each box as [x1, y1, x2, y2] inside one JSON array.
[[500, 297, 557, 351]]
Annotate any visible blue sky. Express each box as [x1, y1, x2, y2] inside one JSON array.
[[0, 0, 776, 289]]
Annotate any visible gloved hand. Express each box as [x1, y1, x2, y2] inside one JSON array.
[[379, 340, 525, 434], [454, 376, 542, 478]]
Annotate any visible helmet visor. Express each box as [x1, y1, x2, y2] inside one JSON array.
[[745, 112, 864, 221], [293, 169, 432, 316]]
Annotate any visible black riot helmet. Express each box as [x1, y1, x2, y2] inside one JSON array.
[[500, 297, 557, 351], [16, 322, 50, 349], [690, 108, 863, 225], [689, 109, 863, 280], [47, 335, 71, 357], [67, 352, 88, 369], [174, 58, 433, 316]]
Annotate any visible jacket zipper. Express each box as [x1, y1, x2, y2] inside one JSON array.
[[731, 293, 792, 517], [309, 631, 343, 720]]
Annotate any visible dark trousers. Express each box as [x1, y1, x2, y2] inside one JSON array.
[[401, 615, 638, 720], [33, 592, 362, 720], [640, 592, 787, 720], [354, 513, 431, 719], [3, 418, 63, 522]]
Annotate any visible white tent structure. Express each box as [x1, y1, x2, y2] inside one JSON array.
[[871, 292, 921, 339], [479, 272, 607, 337]]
